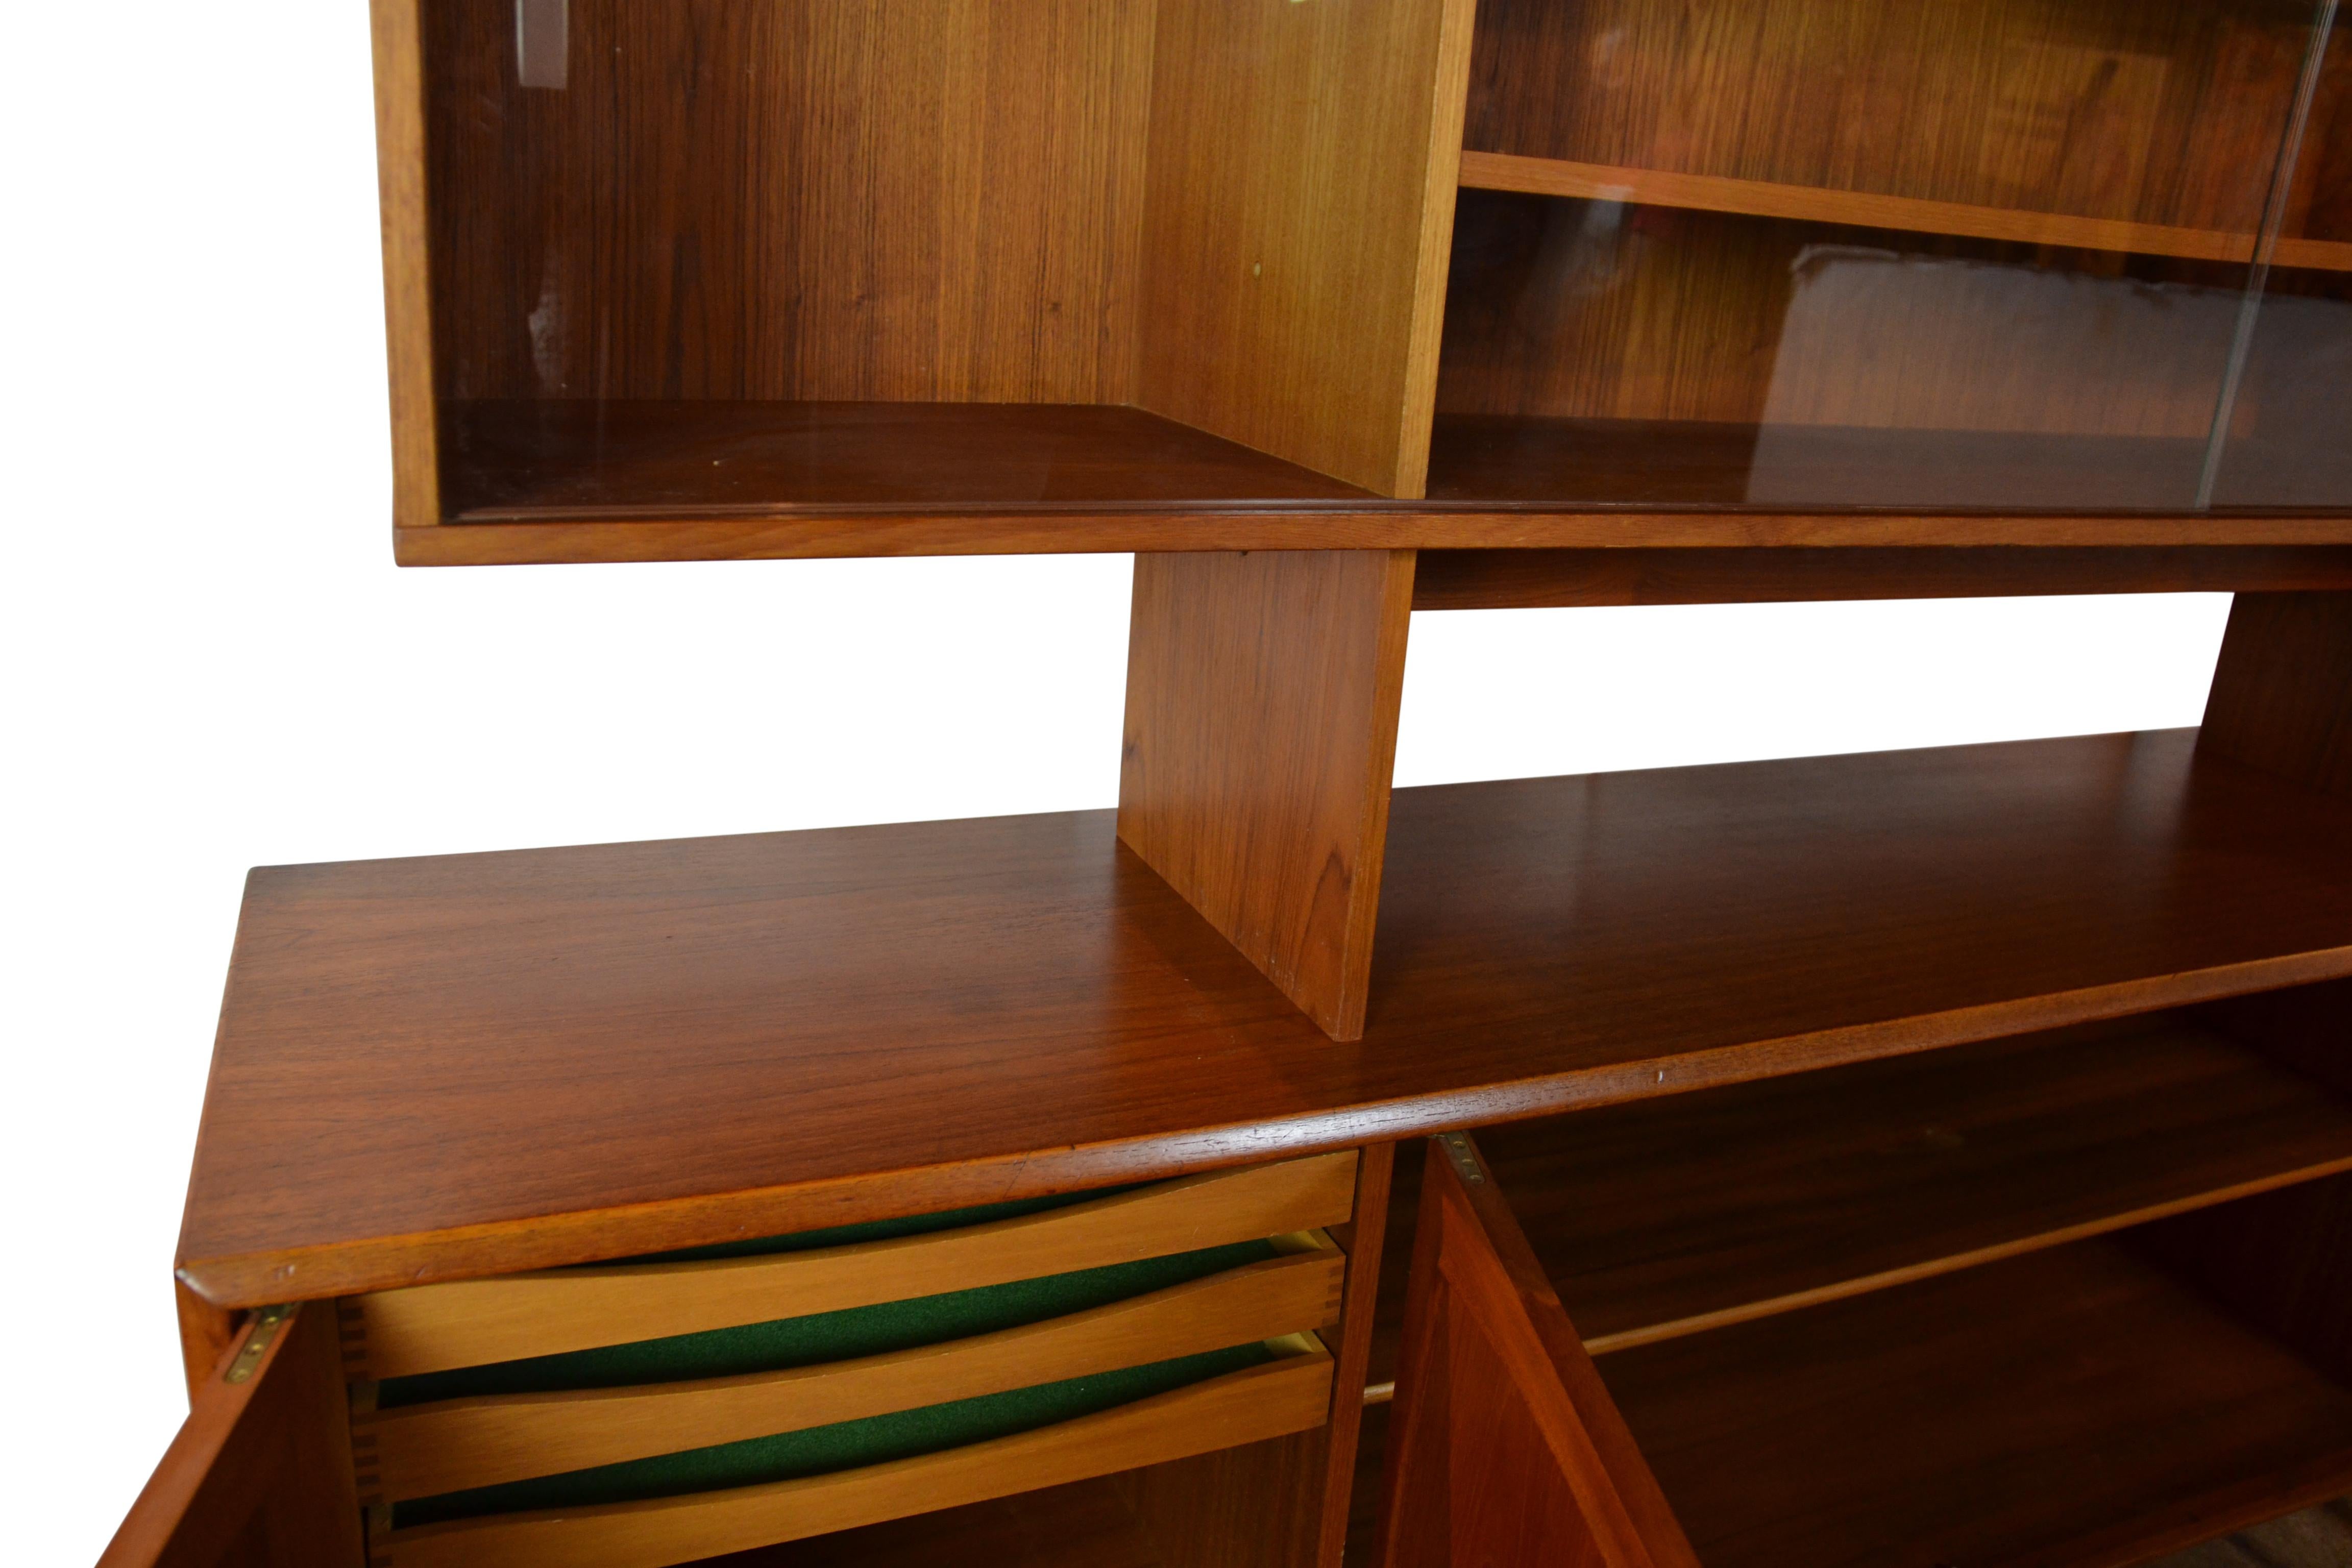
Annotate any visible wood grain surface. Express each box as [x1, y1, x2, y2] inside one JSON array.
[[1410, 546, 2352, 608], [438, 401, 1367, 521], [343, 1153, 1355, 1380], [1600, 1241, 2352, 1568], [1458, 152, 2352, 273], [1134, 0, 1478, 496], [359, 1240, 1343, 1507], [100, 1304, 364, 1568], [1313, 1143, 1394, 1568], [1372, 1137, 1698, 1568], [176, 730, 2352, 1307], [1461, 0, 2320, 236], [1473, 1016, 2352, 1353], [422, 0, 1154, 408], [394, 510, 2352, 567], [2203, 591, 2352, 796], [1118, 550, 1415, 1040], [368, 0, 438, 532]]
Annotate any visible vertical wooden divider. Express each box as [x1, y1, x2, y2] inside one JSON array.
[[2154, 590, 2352, 1392], [2200, 591, 2352, 791], [1135, 0, 1479, 496], [1126, 1142, 1396, 1568], [1119, 550, 1417, 1041]]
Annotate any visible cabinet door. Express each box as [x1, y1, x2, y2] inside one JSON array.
[[100, 1301, 364, 1568], [1373, 1135, 1699, 1568]]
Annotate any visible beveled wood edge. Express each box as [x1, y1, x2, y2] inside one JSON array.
[[394, 512, 2352, 566], [1580, 1150, 2352, 1357], [358, 1238, 1345, 1506], [178, 944, 2352, 1310], [1388, 0, 1481, 499], [342, 1151, 1359, 1381], [372, 1339, 1337, 1568], [1411, 546, 2352, 608]]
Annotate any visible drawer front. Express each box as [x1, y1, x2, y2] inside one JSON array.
[[344, 1149, 1359, 1382], [372, 1336, 1334, 1568], [356, 1231, 1343, 1505], [344, 1153, 1360, 1568]]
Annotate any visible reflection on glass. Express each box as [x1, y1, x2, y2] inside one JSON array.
[[1426, 0, 2351, 511]]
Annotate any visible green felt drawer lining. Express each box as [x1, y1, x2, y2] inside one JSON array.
[[378, 1237, 1283, 1409], [391, 1341, 1278, 1530]]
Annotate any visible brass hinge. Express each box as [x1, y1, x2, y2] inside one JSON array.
[[1438, 1132, 1484, 1185], [225, 1305, 292, 1384]]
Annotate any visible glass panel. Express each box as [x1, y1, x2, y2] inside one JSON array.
[[2207, 9, 2352, 508], [1428, 0, 2344, 512]]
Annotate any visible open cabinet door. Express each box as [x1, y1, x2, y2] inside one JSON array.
[[1374, 1135, 1700, 1568], [99, 1301, 364, 1568]]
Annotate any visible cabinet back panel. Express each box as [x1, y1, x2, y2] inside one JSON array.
[[1464, 0, 2318, 236], [423, 0, 1154, 404]]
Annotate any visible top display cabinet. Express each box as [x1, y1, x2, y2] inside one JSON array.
[[371, 0, 2352, 564]]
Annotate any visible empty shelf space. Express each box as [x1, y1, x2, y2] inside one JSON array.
[[1475, 1017, 2352, 1353], [437, 401, 1368, 522], [1600, 1241, 2352, 1568], [1363, 729, 2352, 1095], [1456, 153, 2352, 274]]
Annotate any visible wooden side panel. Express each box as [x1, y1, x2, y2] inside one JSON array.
[[2202, 591, 2352, 795], [1373, 1138, 1699, 1568], [423, 0, 1155, 405], [1123, 1142, 1398, 1568], [101, 1305, 365, 1568], [1135, 0, 1479, 496], [369, 0, 439, 529], [1118, 551, 1415, 1040]]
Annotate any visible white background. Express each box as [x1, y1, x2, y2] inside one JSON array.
[[0, 4, 2231, 1562]]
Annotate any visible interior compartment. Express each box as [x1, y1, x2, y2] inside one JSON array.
[[1597, 1233, 2352, 1567], [1427, 0, 2352, 510], [1360, 986, 2352, 1564], [407, 0, 1472, 517]]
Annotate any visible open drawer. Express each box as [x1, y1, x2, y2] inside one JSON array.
[[1367, 1013, 2352, 1567], [105, 1149, 1373, 1568]]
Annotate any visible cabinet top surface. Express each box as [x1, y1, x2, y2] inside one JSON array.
[[178, 728, 2352, 1306]]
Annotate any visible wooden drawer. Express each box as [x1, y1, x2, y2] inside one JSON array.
[[355, 1230, 1344, 1509], [375, 1334, 1333, 1568], [342, 1152, 1355, 1566], [341, 1150, 1358, 1382], [108, 1146, 1387, 1568]]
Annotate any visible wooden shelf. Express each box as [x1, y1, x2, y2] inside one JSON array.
[[439, 401, 1368, 521], [177, 729, 2352, 1305], [1475, 1017, 2352, 1354], [1458, 151, 2352, 274], [1424, 416, 2224, 509], [1598, 1240, 2352, 1568]]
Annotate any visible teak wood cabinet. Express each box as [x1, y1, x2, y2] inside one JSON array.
[[100, 2, 2352, 1566]]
